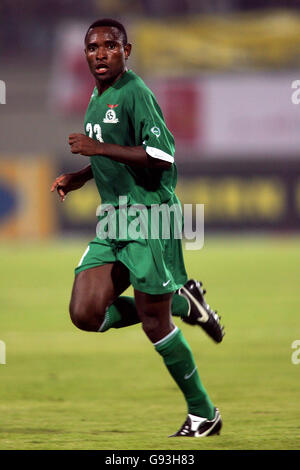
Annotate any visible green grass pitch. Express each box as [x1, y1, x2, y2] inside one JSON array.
[[0, 236, 299, 450]]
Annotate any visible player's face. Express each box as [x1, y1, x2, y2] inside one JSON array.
[[85, 27, 131, 85]]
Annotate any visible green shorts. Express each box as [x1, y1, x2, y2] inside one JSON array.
[[75, 196, 188, 295]]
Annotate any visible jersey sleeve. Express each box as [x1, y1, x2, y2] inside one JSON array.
[[130, 87, 175, 164]]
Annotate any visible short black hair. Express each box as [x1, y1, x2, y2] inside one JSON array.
[[85, 18, 128, 45]]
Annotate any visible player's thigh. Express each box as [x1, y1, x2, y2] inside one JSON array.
[[134, 289, 175, 342], [70, 262, 131, 319]]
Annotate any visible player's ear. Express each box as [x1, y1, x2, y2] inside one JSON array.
[[124, 43, 132, 60]]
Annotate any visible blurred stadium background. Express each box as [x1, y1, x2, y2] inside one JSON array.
[[2, 0, 300, 236], [1, 0, 300, 450]]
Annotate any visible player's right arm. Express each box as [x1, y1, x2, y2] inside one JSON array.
[[51, 164, 93, 202]]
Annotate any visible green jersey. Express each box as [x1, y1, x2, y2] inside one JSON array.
[[84, 70, 177, 206]]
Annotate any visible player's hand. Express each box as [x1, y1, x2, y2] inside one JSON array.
[[50, 173, 86, 202], [69, 133, 101, 156]]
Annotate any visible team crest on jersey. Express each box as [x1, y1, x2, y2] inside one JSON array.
[[103, 104, 119, 123], [151, 126, 161, 138]]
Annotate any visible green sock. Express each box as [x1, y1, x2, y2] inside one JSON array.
[[154, 327, 215, 419], [98, 297, 140, 332], [171, 293, 189, 317], [99, 293, 189, 332]]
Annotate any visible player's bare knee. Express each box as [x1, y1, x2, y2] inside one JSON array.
[[141, 314, 160, 339], [69, 301, 105, 332], [69, 303, 89, 330]]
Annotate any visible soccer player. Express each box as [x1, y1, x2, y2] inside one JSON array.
[[51, 18, 224, 437]]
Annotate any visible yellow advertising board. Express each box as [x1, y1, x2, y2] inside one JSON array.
[[0, 157, 56, 238], [133, 11, 300, 74], [176, 177, 285, 222]]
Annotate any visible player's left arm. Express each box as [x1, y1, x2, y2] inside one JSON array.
[[68, 134, 170, 169]]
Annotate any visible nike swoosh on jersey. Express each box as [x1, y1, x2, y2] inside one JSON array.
[[163, 280, 171, 287]]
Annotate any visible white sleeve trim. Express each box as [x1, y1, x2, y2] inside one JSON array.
[[146, 146, 174, 164]]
